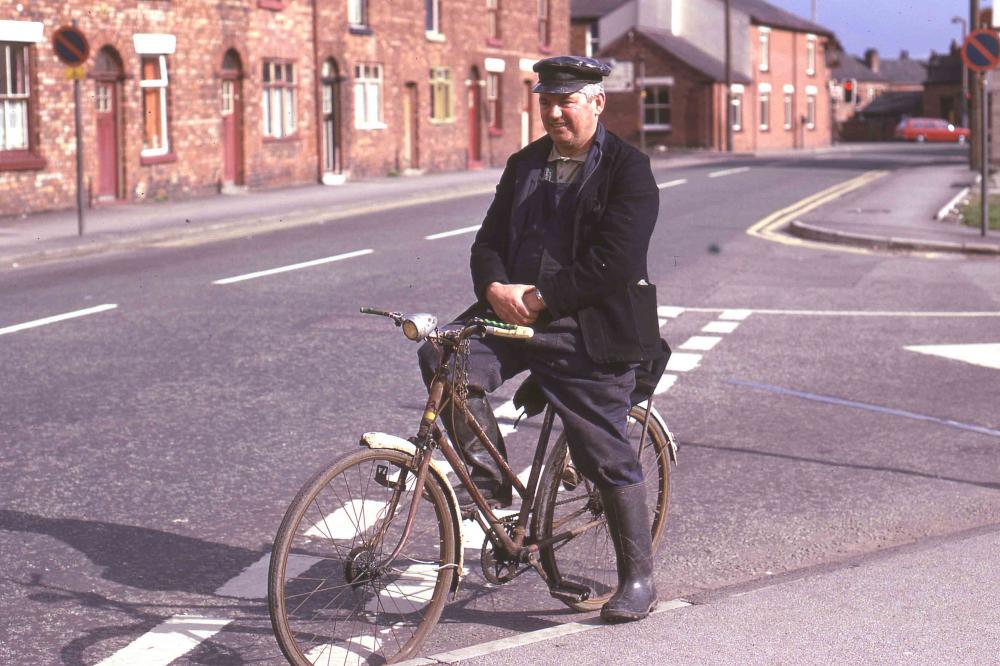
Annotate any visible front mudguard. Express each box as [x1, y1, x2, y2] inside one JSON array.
[[359, 432, 464, 595]]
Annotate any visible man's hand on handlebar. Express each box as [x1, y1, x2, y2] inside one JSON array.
[[485, 282, 543, 326]]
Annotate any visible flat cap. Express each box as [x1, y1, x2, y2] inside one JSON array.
[[532, 56, 612, 94]]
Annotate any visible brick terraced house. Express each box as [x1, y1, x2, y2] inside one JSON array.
[[0, 1, 567, 217], [570, 0, 837, 152]]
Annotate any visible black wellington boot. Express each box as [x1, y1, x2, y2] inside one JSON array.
[[440, 392, 512, 508], [600, 482, 658, 622]]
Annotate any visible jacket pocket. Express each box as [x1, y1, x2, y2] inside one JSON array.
[[627, 281, 662, 355]]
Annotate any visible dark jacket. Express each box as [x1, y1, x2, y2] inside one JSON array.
[[470, 125, 663, 364]]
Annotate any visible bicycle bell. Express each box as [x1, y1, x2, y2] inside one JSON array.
[[402, 313, 437, 342]]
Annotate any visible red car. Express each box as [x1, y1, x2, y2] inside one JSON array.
[[895, 117, 970, 143]]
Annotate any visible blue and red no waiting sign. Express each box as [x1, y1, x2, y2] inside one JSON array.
[[961, 29, 1000, 73], [52, 26, 90, 66]]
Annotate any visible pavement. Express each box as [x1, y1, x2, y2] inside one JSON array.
[[2, 142, 996, 271], [413, 523, 1000, 665]]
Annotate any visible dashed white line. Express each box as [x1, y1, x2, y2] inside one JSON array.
[[719, 309, 753, 321], [425, 224, 482, 240], [0, 303, 118, 337], [666, 352, 701, 372], [212, 248, 373, 285], [657, 178, 687, 189], [680, 335, 722, 351], [95, 615, 232, 666], [709, 166, 751, 178], [657, 306, 685, 319], [702, 320, 741, 334], [653, 374, 678, 395]]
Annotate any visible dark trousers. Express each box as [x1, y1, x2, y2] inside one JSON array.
[[418, 323, 641, 488]]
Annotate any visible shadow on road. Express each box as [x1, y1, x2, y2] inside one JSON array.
[[0, 509, 262, 594]]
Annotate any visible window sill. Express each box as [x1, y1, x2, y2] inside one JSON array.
[[486, 37, 503, 48], [0, 151, 46, 171], [429, 117, 456, 125], [349, 25, 373, 36], [425, 31, 446, 43], [263, 134, 301, 143], [258, 0, 285, 9], [140, 151, 177, 166], [356, 122, 387, 130], [643, 124, 671, 132], [488, 127, 503, 137]]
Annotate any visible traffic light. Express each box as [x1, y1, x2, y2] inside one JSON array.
[[843, 79, 855, 104]]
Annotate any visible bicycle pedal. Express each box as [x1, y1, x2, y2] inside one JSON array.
[[548, 580, 591, 604]]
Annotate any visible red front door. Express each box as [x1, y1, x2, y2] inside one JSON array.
[[95, 81, 119, 200], [221, 78, 239, 184]]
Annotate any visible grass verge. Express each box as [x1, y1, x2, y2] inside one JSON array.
[[960, 194, 1000, 231]]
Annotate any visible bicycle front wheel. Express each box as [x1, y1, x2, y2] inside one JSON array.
[[268, 448, 456, 665], [532, 405, 671, 612]]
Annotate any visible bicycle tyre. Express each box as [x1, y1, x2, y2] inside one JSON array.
[[531, 405, 671, 612], [268, 448, 456, 665]]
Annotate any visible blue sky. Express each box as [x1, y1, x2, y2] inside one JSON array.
[[765, 0, 988, 60]]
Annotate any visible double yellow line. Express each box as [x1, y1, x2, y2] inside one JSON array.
[[746, 170, 889, 254]]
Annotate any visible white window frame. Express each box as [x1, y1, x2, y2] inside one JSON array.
[[783, 92, 793, 130], [642, 84, 672, 131], [261, 61, 297, 139], [806, 34, 817, 76], [538, 0, 549, 46], [730, 84, 743, 132], [354, 63, 385, 129], [586, 20, 600, 58], [0, 41, 31, 152], [140, 54, 170, 157], [806, 94, 816, 129], [487, 71, 502, 130], [426, 0, 444, 39], [487, 0, 500, 41], [759, 92, 770, 131], [759, 27, 770, 71], [348, 0, 368, 28], [430, 66, 455, 122]]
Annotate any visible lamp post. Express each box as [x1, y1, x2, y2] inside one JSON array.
[[953, 15, 969, 129], [724, 0, 732, 152]]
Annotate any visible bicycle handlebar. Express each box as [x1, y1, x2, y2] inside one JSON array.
[[361, 306, 534, 342]]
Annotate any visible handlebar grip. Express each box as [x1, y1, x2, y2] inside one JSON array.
[[360, 306, 391, 316], [484, 324, 534, 340]]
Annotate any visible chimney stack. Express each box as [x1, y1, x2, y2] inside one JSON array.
[[864, 48, 880, 73], [899, 49, 909, 60]]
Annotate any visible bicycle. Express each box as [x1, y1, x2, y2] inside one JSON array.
[[268, 307, 678, 665]]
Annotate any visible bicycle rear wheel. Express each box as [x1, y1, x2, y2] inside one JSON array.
[[268, 448, 456, 665], [532, 405, 671, 612]]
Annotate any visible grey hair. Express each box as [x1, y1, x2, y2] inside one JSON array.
[[579, 82, 605, 100]]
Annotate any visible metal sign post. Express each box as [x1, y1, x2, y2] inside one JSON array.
[[982, 72, 989, 237], [52, 24, 90, 236], [960, 28, 1000, 236]]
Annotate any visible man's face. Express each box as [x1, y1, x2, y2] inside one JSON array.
[[538, 90, 605, 154]]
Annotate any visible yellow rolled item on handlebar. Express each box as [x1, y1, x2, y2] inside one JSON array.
[[484, 324, 534, 339]]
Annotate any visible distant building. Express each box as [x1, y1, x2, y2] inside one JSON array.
[[570, 0, 838, 152], [832, 49, 927, 140], [0, 1, 568, 218], [924, 44, 963, 126]]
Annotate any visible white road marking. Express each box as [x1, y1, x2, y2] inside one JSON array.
[[364, 562, 439, 615], [709, 166, 750, 178], [401, 599, 690, 665], [703, 320, 741, 334], [305, 498, 392, 539], [905, 343, 1000, 370], [0, 303, 118, 337], [462, 509, 519, 550], [212, 248, 373, 284], [657, 178, 687, 189], [666, 352, 701, 372], [305, 634, 382, 666], [657, 305, 685, 318], [719, 309, 753, 321], [493, 399, 523, 421], [215, 552, 319, 600], [674, 307, 1000, 318], [95, 615, 231, 666], [654, 374, 678, 395], [425, 224, 481, 240], [680, 335, 722, 351]]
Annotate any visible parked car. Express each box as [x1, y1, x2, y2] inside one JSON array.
[[894, 117, 970, 143]]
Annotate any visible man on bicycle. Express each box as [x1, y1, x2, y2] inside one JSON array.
[[419, 55, 664, 623]]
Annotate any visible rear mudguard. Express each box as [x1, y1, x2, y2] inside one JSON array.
[[359, 432, 464, 595], [642, 403, 679, 464]]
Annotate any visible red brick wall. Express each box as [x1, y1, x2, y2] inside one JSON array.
[[0, 0, 568, 217]]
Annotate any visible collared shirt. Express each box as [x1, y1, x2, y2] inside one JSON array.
[[543, 144, 587, 184]]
